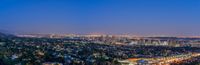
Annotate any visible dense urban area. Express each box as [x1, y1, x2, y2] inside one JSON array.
[[1, 33, 200, 65]]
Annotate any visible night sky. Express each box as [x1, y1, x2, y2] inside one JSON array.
[[0, 0, 200, 36]]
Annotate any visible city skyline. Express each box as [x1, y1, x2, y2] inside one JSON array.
[[0, 0, 200, 36]]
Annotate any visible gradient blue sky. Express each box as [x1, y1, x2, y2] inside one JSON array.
[[0, 0, 200, 36]]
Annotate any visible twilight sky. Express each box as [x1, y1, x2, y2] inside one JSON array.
[[0, 0, 200, 36]]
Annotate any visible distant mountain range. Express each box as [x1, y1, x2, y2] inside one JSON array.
[[0, 32, 8, 38], [0, 32, 15, 38], [0, 29, 14, 34]]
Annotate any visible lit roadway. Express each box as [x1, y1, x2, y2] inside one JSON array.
[[120, 53, 200, 65], [148, 53, 200, 65]]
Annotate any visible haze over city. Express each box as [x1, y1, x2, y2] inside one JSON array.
[[0, 0, 200, 36]]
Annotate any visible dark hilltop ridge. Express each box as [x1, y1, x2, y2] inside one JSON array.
[[0, 32, 15, 38], [0, 32, 8, 38]]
